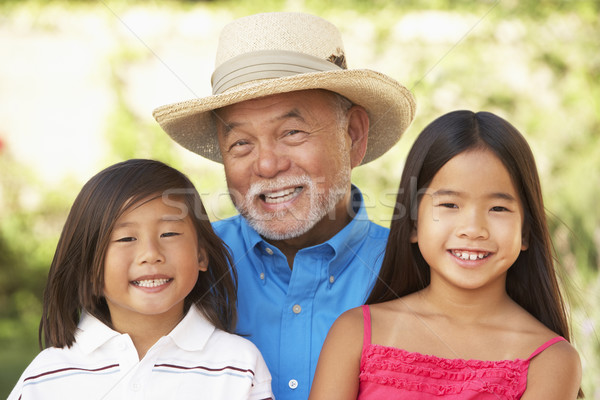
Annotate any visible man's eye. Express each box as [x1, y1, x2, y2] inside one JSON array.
[[230, 140, 249, 149], [228, 140, 253, 155]]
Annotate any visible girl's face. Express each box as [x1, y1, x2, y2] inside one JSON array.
[[411, 149, 528, 292], [103, 196, 208, 330]]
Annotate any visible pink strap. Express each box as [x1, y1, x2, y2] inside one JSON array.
[[527, 336, 566, 360], [361, 305, 372, 351]]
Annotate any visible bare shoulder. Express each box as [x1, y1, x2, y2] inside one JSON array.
[[328, 306, 365, 339], [523, 337, 582, 399], [319, 305, 365, 361], [530, 338, 581, 374], [309, 306, 365, 400]]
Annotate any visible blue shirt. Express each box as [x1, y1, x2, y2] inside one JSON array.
[[213, 187, 388, 400]]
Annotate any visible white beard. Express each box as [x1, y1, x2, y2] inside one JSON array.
[[235, 169, 351, 240]]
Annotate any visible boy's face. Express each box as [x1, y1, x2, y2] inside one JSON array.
[[103, 196, 207, 332]]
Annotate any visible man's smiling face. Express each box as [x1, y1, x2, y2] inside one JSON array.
[[215, 90, 355, 241]]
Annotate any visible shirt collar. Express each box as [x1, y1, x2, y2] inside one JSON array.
[[239, 185, 375, 277], [322, 186, 375, 278], [75, 305, 215, 355], [76, 311, 121, 355], [167, 305, 215, 351]]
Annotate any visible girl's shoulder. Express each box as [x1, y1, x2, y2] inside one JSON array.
[[524, 336, 582, 398], [322, 306, 368, 354], [329, 306, 366, 337], [210, 327, 265, 355]]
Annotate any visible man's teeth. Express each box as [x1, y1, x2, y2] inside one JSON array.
[[264, 187, 301, 204], [132, 279, 171, 288], [452, 251, 489, 261]]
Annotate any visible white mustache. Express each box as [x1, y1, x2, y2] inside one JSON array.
[[245, 175, 313, 200]]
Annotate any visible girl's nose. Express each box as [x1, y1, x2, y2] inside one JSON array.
[[456, 210, 489, 240], [137, 239, 165, 265]]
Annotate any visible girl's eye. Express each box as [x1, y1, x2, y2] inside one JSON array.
[[491, 206, 510, 212], [439, 203, 458, 209], [116, 237, 136, 242], [161, 232, 180, 238]]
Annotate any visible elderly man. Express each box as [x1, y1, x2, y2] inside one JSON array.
[[153, 12, 415, 400]]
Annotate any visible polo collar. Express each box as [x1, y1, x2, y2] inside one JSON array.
[[75, 306, 215, 355], [76, 311, 121, 355], [167, 305, 215, 351]]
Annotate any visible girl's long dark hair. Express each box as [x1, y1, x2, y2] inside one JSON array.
[[368, 110, 571, 340], [40, 159, 237, 349]]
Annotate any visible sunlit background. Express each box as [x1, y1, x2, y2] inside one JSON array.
[[1, 0, 599, 397]]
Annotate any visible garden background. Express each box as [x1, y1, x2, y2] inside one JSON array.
[[0, 0, 598, 397]]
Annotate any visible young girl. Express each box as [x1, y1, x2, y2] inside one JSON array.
[[309, 111, 582, 399], [9, 159, 273, 400]]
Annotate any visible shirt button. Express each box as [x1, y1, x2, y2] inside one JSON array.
[[292, 304, 302, 314], [132, 383, 141, 392], [259, 272, 265, 280], [265, 247, 274, 255], [288, 379, 298, 389], [329, 275, 335, 284]]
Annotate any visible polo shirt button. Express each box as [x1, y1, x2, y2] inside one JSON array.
[[132, 383, 141, 392], [292, 304, 302, 314], [288, 379, 298, 389], [265, 247, 274, 255], [329, 275, 335, 284], [259, 272, 265, 280]]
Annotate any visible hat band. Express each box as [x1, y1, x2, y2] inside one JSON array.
[[211, 50, 343, 95]]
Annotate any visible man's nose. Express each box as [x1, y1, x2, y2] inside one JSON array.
[[253, 143, 291, 179]]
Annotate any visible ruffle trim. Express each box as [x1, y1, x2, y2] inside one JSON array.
[[359, 371, 522, 397], [359, 344, 527, 397]]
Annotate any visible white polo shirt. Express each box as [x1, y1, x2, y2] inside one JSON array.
[[9, 305, 273, 400]]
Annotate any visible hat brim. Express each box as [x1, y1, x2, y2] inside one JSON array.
[[152, 69, 416, 164]]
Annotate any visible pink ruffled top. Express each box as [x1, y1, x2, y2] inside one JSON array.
[[358, 305, 565, 399]]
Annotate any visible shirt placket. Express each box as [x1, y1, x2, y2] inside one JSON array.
[[279, 251, 325, 400]]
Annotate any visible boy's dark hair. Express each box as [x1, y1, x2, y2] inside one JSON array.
[[40, 159, 237, 349]]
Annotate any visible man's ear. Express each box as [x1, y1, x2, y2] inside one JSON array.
[[346, 105, 369, 168], [198, 248, 209, 272]]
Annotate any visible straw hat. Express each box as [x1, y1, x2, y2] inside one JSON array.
[[152, 12, 416, 164]]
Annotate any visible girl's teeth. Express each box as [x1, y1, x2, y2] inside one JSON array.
[[133, 279, 170, 288], [453, 251, 488, 260]]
